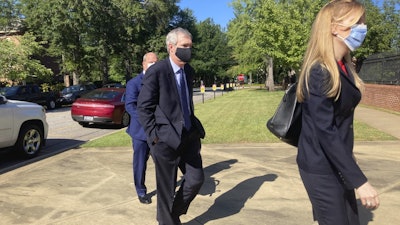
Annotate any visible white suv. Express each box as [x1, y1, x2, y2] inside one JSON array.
[[0, 95, 49, 158]]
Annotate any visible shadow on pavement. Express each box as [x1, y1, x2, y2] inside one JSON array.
[[186, 173, 278, 224], [199, 159, 239, 197], [0, 138, 85, 175]]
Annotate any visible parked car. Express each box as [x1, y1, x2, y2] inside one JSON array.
[[2, 85, 59, 110], [57, 84, 97, 106], [0, 95, 49, 158], [71, 88, 130, 127]]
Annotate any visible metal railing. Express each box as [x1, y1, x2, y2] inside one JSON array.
[[359, 52, 400, 85]]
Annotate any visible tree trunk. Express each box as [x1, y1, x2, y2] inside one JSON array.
[[101, 57, 109, 85], [265, 57, 275, 91], [125, 58, 132, 83], [64, 74, 70, 87], [73, 71, 79, 85]]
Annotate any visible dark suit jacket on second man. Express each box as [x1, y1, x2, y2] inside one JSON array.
[[125, 72, 146, 141]]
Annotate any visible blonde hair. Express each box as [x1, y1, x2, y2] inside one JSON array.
[[297, 0, 365, 102]]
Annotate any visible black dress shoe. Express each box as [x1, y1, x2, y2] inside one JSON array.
[[138, 195, 152, 204]]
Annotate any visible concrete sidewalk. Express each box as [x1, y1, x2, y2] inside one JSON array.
[[0, 106, 399, 225], [0, 141, 399, 225], [355, 106, 400, 139]]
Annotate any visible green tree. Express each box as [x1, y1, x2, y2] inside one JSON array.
[[357, 0, 400, 58], [382, 0, 400, 51], [0, 0, 22, 32], [21, 0, 92, 84], [191, 18, 232, 86], [109, 0, 181, 82], [79, 0, 128, 85], [227, 0, 260, 79], [227, 0, 399, 87], [0, 33, 52, 83], [228, 0, 323, 86], [20, 0, 183, 85], [132, 4, 198, 81]]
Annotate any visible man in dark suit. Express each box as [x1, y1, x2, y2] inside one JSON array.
[[138, 27, 205, 225], [125, 52, 158, 204]]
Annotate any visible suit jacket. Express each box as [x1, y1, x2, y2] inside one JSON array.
[[297, 63, 367, 189], [137, 58, 204, 150], [125, 72, 147, 141]]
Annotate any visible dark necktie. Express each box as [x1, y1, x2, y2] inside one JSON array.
[[179, 69, 191, 130]]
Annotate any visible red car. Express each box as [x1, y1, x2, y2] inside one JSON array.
[[71, 88, 130, 127]]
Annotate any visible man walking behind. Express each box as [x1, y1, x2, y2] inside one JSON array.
[[125, 52, 158, 204]]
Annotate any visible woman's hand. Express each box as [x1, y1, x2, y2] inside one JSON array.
[[356, 182, 380, 210]]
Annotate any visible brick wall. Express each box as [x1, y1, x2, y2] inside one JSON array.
[[361, 84, 400, 112]]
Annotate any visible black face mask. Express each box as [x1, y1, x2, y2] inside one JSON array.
[[175, 48, 192, 62]]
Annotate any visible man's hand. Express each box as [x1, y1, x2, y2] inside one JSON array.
[[356, 182, 380, 210]]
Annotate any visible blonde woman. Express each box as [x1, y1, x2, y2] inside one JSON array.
[[296, 1, 379, 224]]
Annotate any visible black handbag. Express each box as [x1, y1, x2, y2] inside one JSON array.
[[266, 82, 302, 147]]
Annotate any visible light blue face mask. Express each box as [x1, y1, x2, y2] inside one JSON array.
[[337, 24, 368, 51]]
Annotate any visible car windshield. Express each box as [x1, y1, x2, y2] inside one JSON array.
[[2, 86, 18, 96], [61, 85, 81, 94], [83, 90, 120, 100], [0, 87, 7, 95]]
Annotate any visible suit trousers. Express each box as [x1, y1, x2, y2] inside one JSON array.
[[299, 168, 360, 225], [150, 129, 205, 225], [132, 138, 150, 197]]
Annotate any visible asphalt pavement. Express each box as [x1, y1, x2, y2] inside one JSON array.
[[0, 89, 399, 225]]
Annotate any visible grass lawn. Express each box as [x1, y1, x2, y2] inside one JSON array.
[[82, 88, 396, 148]]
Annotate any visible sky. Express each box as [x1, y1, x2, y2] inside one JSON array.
[[177, 0, 398, 29], [178, 0, 234, 29]]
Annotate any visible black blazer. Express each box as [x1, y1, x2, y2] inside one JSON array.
[[137, 58, 204, 150], [297, 63, 367, 189]]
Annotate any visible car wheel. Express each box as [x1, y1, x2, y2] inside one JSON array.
[[121, 112, 130, 127], [47, 99, 56, 110], [15, 123, 43, 158]]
